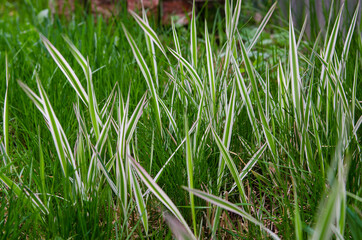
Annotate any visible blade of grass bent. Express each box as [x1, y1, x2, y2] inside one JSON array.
[[158, 96, 178, 134], [129, 155, 196, 240], [230, 143, 267, 193], [40, 34, 88, 105], [63, 36, 101, 138], [130, 166, 149, 234], [184, 187, 280, 240], [211, 126, 247, 204], [247, 2, 277, 52], [0, 173, 49, 215], [168, 47, 203, 97], [122, 24, 162, 136], [142, 9, 159, 89], [36, 77, 83, 193], [126, 92, 148, 143], [129, 11, 167, 57]]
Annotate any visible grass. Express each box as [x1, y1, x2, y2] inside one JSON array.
[[1, 0, 362, 239]]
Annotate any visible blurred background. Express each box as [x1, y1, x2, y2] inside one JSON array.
[[2, 0, 357, 38]]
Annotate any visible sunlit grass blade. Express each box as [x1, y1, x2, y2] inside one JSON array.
[[190, 0, 197, 68], [122, 24, 162, 136], [185, 114, 197, 235], [118, 92, 128, 161], [38, 126, 47, 204], [297, 15, 308, 48], [352, 55, 358, 120], [39, 34, 88, 104], [277, 61, 289, 121], [230, 0, 242, 37], [142, 9, 159, 89], [36, 79, 68, 178], [129, 156, 196, 240], [101, 83, 117, 119], [171, 19, 186, 88], [193, 90, 205, 155], [183, 187, 280, 240], [224, 0, 231, 36], [116, 151, 128, 214]]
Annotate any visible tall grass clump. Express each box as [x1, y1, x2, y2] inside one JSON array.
[[1, 0, 361, 239]]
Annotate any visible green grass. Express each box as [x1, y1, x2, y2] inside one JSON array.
[[1, 0, 362, 239]]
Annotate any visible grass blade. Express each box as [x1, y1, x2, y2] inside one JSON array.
[[130, 166, 149, 234], [183, 187, 280, 240], [247, 2, 277, 52], [210, 126, 247, 204], [239, 39, 276, 158], [126, 92, 148, 143], [0, 173, 49, 215], [230, 143, 267, 193], [185, 114, 197, 235], [63, 35, 101, 138], [122, 24, 163, 136], [3, 53, 9, 157], [129, 155, 196, 240], [289, 9, 303, 129], [168, 47, 203, 97], [232, 56, 260, 142], [40, 34, 88, 105], [205, 21, 216, 118], [129, 11, 167, 57], [190, 0, 197, 68]]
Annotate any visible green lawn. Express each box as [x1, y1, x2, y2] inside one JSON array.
[[0, 0, 361, 239]]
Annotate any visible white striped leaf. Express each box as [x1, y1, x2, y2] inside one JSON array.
[[40, 34, 88, 105], [184, 187, 280, 240], [129, 156, 196, 240], [122, 24, 163, 136]]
